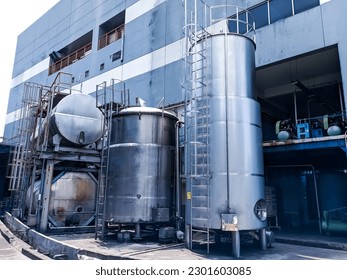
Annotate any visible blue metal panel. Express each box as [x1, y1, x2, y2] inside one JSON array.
[[123, 5, 164, 63], [164, 61, 184, 105], [163, 0, 184, 44], [6, 86, 22, 114], [3, 120, 19, 143], [297, 123, 311, 139], [255, 6, 325, 67], [123, 0, 182, 63]]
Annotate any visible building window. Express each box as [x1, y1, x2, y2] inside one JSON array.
[[112, 51, 122, 62], [293, 0, 320, 14], [229, 11, 249, 34], [100, 63, 104, 71], [98, 11, 125, 49], [246, 0, 320, 30], [249, 2, 269, 29], [85, 70, 89, 78], [270, 0, 293, 24], [49, 31, 93, 75]]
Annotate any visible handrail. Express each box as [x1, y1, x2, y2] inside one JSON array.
[[49, 42, 92, 75], [209, 4, 256, 41], [98, 24, 124, 49]]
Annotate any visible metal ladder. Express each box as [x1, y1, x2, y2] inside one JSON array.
[[40, 72, 73, 152], [94, 79, 128, 240], [7, 72, 76, 218], [7, 83, 42, 216], [183, 0, 212, 253], [95, 81, 112, 240]]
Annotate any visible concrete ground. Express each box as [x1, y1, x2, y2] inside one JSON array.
[[0, 220, 51, 260], [1, 216, 347, 260], [51, 231, 347, 260], [0, 229, 30, 260]]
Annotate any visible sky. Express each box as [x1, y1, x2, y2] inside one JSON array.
[[0, 0, 60, 139]]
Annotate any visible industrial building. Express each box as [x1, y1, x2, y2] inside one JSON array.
[[1, 0, 347, 259]]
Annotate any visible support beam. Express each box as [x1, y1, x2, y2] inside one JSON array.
[[231, 231, 240, 258], [260, 228, 267, 250], [39, 160, 54, 233]]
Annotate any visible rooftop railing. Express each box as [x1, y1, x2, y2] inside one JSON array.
[[98, 24, 124, 49], [49, 42, 92, 75]]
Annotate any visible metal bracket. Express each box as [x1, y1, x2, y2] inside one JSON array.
[[221, 213, 238, 231]]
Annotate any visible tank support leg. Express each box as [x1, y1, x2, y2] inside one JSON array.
[[185, 224, 192, 249], [232, 231, 240, 258], [133, 223, 142, 241], [39, 160, 54, 233], [260, 228, 267, 250]]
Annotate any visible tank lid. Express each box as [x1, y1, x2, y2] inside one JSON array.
[[118, 106, 178, 119]]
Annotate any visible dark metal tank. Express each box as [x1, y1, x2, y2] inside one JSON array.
[[105, 107, 178, 223]]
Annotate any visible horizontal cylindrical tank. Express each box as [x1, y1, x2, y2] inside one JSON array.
[[327, 125, 342, 136], [105, 107, 178, 223], [186, 33, 266, 231], [26, 172, 96, 227], [49, 93, 103, 146]]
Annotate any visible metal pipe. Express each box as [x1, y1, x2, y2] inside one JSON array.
[[122, 81, 126, 106], [338, 83, 345, 122], [224, 25, 231, 212], [175, 121, 184, 231], [307, 98, 313, 120], [294, 91, 298, 125], [266, 164, 322, 234], [183, 0, 189, 182], [120, 29, 124, 62]]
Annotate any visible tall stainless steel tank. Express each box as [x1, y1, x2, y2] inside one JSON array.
[[186, 31, 267, 231], [25, 172, 96, 227], [49, 93, 104, 146], [105, 107, 178, 224]]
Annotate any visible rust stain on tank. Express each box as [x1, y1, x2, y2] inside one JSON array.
[[75, 179, 95, 201], [55, 207, 65, 216]]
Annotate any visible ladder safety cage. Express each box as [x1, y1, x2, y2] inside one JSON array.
[[182, 0, 212, 254]]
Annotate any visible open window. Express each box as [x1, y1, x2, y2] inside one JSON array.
[[257, 46, 344, 141], [49, 31, 93, 75], [98, 11, 125, 49]]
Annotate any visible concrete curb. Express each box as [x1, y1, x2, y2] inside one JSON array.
[[275, 237, 347, 251], [1, 212, 134, 260], [0, 219, 51, 260]]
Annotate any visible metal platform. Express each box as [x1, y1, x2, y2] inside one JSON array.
[[263, 134, 347, 152], [263, 134, 347, 168]]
